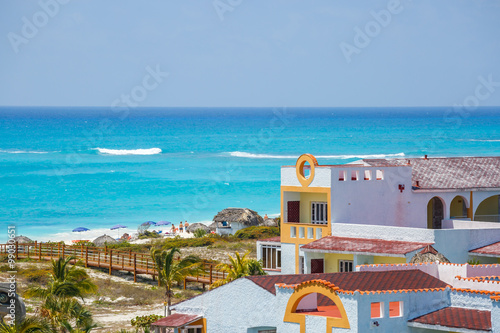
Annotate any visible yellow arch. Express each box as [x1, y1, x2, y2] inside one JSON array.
[[283, 281, 350, 333], [296, 154, 318, 187]]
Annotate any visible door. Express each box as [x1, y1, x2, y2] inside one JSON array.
[[311, 259, 324, 273], [432, 197, 443, 229], [287, 201, 300, 223]]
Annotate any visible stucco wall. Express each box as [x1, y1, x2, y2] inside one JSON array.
[[280, 243, 296, 274], [450, 290, 492, 311], [172, 278, 281, 333]]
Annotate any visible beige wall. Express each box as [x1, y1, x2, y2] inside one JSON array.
[[325, 253, 354, 273], [299, 192, 328, 224]]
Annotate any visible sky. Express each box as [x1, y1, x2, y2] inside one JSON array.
[[0, 0, 499, 108]]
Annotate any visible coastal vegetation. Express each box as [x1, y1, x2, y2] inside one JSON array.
[[24, 256, 98, 332], [211, 251, 266, 288], [150, 247, 202, 316]]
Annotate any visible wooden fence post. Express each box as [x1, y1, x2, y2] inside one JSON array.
[[85, 247, 88, 268], [109, 250, 113, 275], [98, 251, 100, 268], [15, 241, 18, 260], [133, 254, 137, 283], [39, 242, 42, 261], [209, 265, 213, 285], [27, 243, 30, 259], [62, 243, 65, 259]]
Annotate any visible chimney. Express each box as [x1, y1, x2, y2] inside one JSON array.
[[424, 155, 428, 160], [416, 180, 420, 187]]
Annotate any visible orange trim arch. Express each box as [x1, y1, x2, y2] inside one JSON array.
[[296, 154, 318, 187], [283, 280, 350, 333]]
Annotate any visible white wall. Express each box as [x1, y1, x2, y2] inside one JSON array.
[[280, 243, 296, 274], [172, 278, 284, 333]]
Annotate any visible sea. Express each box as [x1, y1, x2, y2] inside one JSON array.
[[0, 106, 499, 243]]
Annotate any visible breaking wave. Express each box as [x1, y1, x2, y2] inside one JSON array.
[[0, 149, 53, 154], [227, 151, 405, 159], [95, 148, 162, 155]]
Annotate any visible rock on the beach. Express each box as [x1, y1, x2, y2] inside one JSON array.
[[186, 223, 210, 233]]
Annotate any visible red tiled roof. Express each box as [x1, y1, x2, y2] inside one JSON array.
[[246, 269, 448, 295], [419, 245, 438, 255], [471, 241, 500, 256], [151, 313, 201, 328], [363, 156, 500, 190], [259, 236, 281, 242], [410, 307, 491, 331], [301, 236, 431, 256]]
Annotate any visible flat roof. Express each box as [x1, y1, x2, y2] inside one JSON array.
[[300, 236, 432, 256], [409, 307, 491, 332]]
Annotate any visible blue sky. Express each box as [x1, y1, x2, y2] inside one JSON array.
[[0, 0, 499, 107]]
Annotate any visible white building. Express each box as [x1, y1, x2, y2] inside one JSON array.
[[257, 154, 500, 275]]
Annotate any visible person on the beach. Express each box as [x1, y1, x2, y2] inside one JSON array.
[[179, 221, 184, 233], [184, 220, 189, 233], [171, 223, 175, 234]]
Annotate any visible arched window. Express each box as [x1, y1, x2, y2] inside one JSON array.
[[427, 197, 445, 229], [474, 195, 500, 222], [450, 195, 468, 219]]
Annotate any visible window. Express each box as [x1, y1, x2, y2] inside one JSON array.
[[376, 169, 384, 180], [307, 227, 314, 239], [262, 245, 281, 270], [299, 227, 305, 238], [311, 202, 328, 224], [389, 301, 402, 318], [371, 302, 383, 319], [316, 228, 322, 239], [339, 260, 353, 272], [290, 226, 296, 238], [339, 170, 346, 181], [364, 170, 372, 180], [187, 328, 202, 333], [351, 170, 359, 181]]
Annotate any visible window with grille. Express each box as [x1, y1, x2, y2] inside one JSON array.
[[339, 260, 353, 272], [262, 245, 281, 269], [311, 202, 328, 224]]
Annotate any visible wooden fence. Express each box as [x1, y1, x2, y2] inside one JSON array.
[[0, 242, 227, 287]]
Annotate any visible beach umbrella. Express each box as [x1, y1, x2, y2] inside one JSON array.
[[110, 224, 128, 239], [141, 221, 157, 226], [72, 227, 90, 232], [156, 221, 172, 234], [156, 221, 171, 226], [110, 224, 128, 230]]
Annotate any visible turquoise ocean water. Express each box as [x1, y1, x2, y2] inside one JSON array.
[[0, 107, 499, 242]]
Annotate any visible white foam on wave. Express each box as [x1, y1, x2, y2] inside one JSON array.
[[95, 148, 162, 155], [227, 151, 405, 159], [0, 149, 53, 154], [466, 139, 500, 142]]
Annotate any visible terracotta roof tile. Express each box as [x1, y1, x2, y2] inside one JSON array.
[[471, 241, 500, 256], [363, 156, 500, 189], [246, 269, 448, 295], [301, 236, 431, 255], [419, 245, 439, 255], [410, 307, 491, 331], [151, 313, 201, 328]]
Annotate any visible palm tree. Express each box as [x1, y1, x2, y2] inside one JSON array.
[[25, 256, 98, 332], [0, 317, 50, 333], [26, 256, 97, 300], [211, 251, 266, 288], [150, 247, 202, 316]]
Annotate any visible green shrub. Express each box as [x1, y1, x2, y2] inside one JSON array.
[[138, 231, 161, 239], [131, 314, 162, 330], [193, 228, 207, 238], [234, 226, 280, 240]]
